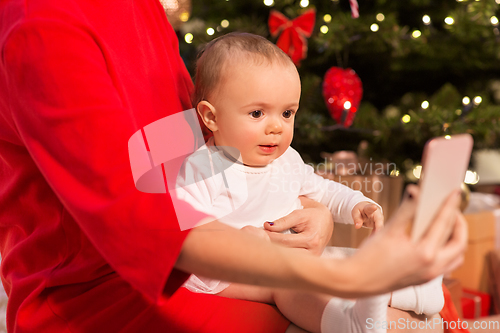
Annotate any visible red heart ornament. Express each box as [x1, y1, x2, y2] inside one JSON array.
[[322, 67, 363, 128]]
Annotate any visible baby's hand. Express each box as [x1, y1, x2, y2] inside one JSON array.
[[352, 202, 384, 231]]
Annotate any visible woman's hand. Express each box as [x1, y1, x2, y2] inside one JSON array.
[[345, 185, 467, 295], [263, 196, 333, 256]]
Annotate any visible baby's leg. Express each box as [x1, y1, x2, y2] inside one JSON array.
[[285, 324, 310, 333], [274, 290, 329, 333], [218, 283, 327, 332], [389, 275, 444, 316], [274, 290, 390, 333], [216, 282, 275, 304], [219, 283, 389, 333], [387, 307, 444, 333]]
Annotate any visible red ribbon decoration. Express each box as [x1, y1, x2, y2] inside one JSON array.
[[268, 9, 316, 65]]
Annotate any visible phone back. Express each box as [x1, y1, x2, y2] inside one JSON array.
[[412, 134, 473, 242]]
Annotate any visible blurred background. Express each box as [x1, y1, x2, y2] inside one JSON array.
[[164, 0, 500, 185]]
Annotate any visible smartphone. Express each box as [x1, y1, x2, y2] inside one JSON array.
[[411, 134, 474, 242]]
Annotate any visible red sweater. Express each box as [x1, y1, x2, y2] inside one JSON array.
[[0, 0, 289, 331]]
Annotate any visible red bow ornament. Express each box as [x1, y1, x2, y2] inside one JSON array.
[[268, 9, 316, 65]]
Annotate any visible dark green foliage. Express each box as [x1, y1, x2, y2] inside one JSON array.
[[182, 0, 500, 174]]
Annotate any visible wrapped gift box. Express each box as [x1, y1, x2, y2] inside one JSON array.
[[451, 211, 496, 292], [488, 249, 500, 314], [463, 193, 500, 250], [461, 288, 491, 319], [495, 209, 500, 250], [444, 277, 464, 318]]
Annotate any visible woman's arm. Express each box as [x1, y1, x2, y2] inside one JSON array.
[[175, 185, 467, 298]]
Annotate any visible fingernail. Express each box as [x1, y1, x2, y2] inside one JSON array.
[[267, 222, 274, 226]]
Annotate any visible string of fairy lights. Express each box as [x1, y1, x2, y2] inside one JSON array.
[[400, 95, 482, 124], [180, 0, 500, 45], [181, 1, 499, 129], [410, 164, 480, 184], [172, 0, 499, 184]]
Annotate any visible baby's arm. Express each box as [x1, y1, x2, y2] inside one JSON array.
[[287, 148, 383, 228], [302, 172, 382, 226]]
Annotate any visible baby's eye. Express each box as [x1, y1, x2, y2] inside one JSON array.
[[282, 110, 294, 119], [250, 110, 263, 118]]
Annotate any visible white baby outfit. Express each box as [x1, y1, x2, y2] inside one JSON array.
[[176, 137, 378, 294]]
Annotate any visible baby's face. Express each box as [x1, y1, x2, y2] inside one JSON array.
[[209, 61, 301, 167]]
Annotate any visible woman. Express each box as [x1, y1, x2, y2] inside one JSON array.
[[0, 0, 466, 332]]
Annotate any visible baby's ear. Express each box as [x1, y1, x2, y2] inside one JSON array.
[[197, 101, 218, 132]]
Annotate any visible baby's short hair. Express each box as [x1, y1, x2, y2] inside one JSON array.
[[192, 32, 294, 107]]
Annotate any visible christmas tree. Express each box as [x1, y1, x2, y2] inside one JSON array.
[[173, 0, 500, 179]]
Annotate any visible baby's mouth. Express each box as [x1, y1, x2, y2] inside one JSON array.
[[258, 144, 278, 153]]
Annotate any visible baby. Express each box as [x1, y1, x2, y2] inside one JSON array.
[[176, 32, 444, 333]]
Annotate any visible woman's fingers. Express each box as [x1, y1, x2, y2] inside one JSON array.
[[265, 231, 309, 250], [433, 212, 468, 274], [241, 225, 271, 242], [264, 202, 333, 255], [373, 210, 384, 230], [264, 210, 302, 232], [352, 184, 467, 292], [264, 210, 311, 248], [419, 189, 462, 253]]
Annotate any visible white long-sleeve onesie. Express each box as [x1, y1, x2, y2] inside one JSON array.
[[176, 137, 377, 293]]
